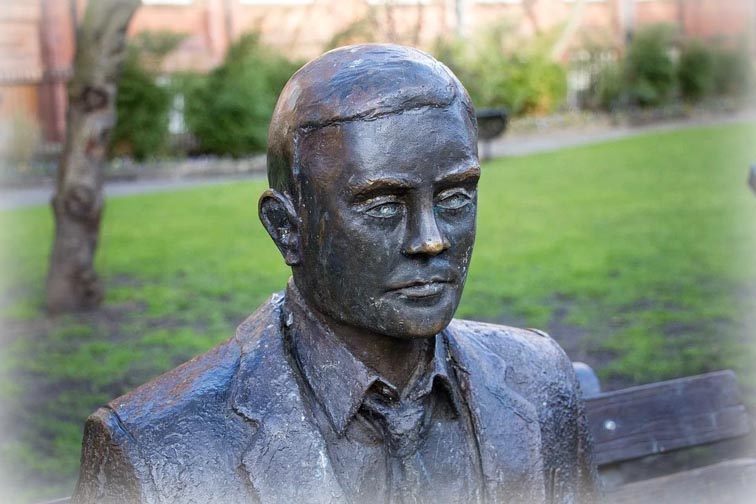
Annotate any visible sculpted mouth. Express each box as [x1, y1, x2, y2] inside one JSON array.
[[387, 279, 452, 299]]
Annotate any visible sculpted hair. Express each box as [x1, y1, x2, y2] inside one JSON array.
[[266, 43, 477, 200]]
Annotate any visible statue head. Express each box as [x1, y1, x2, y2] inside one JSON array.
[[260, 44, 479, 339]]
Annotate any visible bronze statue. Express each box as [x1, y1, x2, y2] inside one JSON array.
[[73, 44, 598, 504]]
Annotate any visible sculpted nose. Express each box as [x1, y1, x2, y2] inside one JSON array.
[[403, 206, 450, 257]]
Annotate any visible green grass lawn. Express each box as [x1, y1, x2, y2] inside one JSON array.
[[1, 122, 755, 501]]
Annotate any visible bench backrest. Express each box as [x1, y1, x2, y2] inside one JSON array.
[[582, 370, 751, 467]]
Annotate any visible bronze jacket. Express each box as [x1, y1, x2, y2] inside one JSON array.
[[72, 293, 597, 504]]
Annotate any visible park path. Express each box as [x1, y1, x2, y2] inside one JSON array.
[[2, 110, 755, 211], [0, 174, 260, 211], [485, 108, 756, 158]]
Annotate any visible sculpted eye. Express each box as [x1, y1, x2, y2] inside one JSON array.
[[365, 201, 403, 218], [436, 190, 472, 211]]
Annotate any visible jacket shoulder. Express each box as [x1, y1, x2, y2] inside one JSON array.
[[448, 318, 572, 373], [447, 318, 580, 412], [108, 336, 242, 429], [107, 293, 282, 432], [83, 296, 283, 503], [76, 337, 251, 504], [449, 319, 599, 500]]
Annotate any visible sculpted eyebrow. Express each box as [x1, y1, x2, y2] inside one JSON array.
[[436, 166, 481, 185], [348, 178, 413, 199]]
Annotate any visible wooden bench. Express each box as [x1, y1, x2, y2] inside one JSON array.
[[576, 366, 755, 503]]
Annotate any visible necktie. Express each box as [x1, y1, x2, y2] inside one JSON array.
[[361, 389, 434, 504]]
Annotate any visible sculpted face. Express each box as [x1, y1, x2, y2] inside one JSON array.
[[292, 105, 480, 338]]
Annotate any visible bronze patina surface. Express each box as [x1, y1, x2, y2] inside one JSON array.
[[73, 44, 598, 504]]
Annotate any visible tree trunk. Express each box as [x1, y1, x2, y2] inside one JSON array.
[[46, 0, 139, 314]]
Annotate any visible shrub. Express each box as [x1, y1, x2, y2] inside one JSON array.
[[678, 41, 715, 103], [592, 60, 625, 110], [169, 71, 207, 153], [624, 25, 677, 107], [712, 45, 753, 97], [569, 36, 624, 111], [111, 58, 171, 160], [434, 26, 567, 116], [578, 30, 751, 111], [184, 33, 301, 157], [110, 32, 185, 160]]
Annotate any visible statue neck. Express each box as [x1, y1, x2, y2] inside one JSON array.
[[287, 281, 431, 392], [323, 316, 431, 392]]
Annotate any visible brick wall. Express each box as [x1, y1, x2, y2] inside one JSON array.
[[2, 0, 754, 145], [0, 0, 43, 141]]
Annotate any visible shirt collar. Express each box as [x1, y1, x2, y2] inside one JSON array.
[[283, 280, 458, 435]]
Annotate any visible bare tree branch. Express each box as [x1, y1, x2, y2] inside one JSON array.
[[551, 0, 586, 60]]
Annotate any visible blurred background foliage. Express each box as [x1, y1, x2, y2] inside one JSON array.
[[107, 24, 753, 162], [110, 31, 301, 161], [624, 24, 677, 107], [579, 25, 753, 111], [433, 24, 568, 116], [182, 33, 302, 157], [109, 31, 187, 161]]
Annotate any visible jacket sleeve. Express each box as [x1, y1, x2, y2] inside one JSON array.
[[72, 407, 153, 504], [539, 335, 601, 504], [551, 343, 601, 504], [571, 372, 601, 504]]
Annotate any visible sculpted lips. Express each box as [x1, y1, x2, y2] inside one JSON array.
[[386, 277, 453, 299]]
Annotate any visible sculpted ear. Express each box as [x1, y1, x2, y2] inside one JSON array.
[[259, 189, 301, 266]]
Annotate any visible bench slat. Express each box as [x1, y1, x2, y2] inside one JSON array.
[[584, 370, 751, 466], [606, 458, 756, 504]]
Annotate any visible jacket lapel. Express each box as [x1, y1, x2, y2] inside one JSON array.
[[228, 297, 545, 503], [230, 295, 348, 504], [446, 322, 546, 503]]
